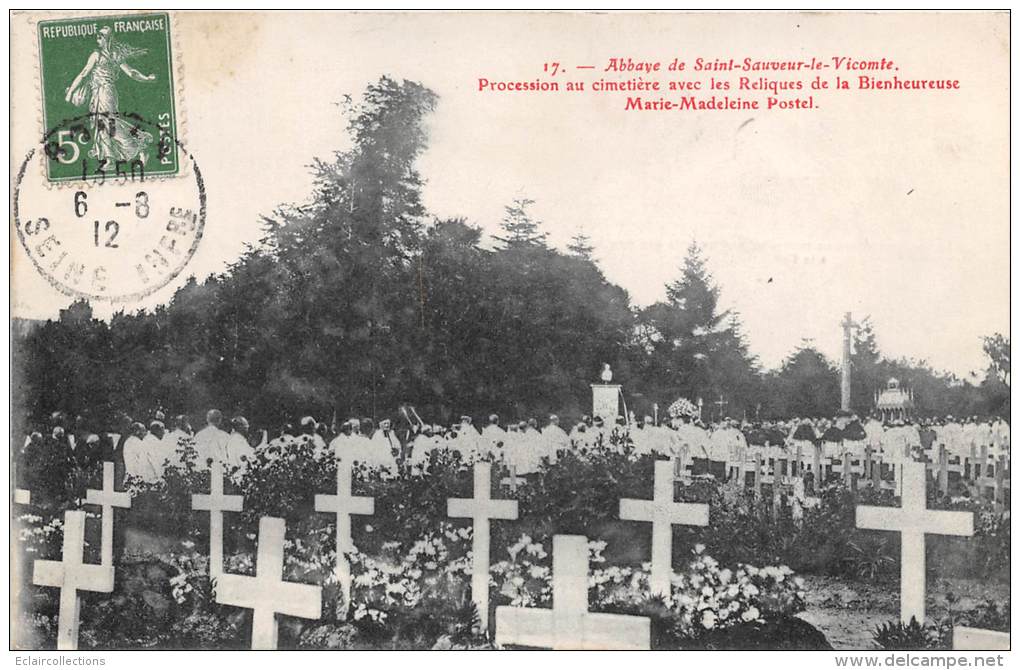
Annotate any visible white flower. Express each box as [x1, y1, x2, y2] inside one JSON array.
[[694, 543, 706, 554], [701, 586, 713, 597], [741, 606, 761, 622], [701, 610, 717, 629]]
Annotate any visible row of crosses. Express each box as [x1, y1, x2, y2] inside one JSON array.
[[17, 455, 974, 650]]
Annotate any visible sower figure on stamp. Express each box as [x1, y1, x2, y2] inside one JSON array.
[[64, 26, 156, 165]]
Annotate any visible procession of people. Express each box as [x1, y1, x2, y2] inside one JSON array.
[[15, 404, 1010, 502]]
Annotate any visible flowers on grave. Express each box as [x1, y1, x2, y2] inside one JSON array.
[[348, 522, 472, 612], [16, 512, 65, 556], [489, 534, 805, 638]]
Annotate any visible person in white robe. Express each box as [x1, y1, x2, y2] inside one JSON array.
[[542, 415, 569, 464], [880, 421, 908, 465], [193, 409, 230, 470], [366, 418, 401, 476], [299, 415, 329, 459], [629, 416, 655, 457], [124, 422, 159, 482], [508, 421, 545, 476], [675, 418, 708, 463], [448, 416, 482, 462], [224, 416, 256, 481], [406, 425, 443, 474], [164, 415, 192, 466], [992, 417, 1010, 458], [480, 414, 506, 462], [864, 415, 884, 453], [569, 416, 594, 453], [707, 422, 733, 480], [939, 416, 966, 459]]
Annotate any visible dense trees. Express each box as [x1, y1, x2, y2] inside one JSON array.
[[11, 77, 1010, 432]]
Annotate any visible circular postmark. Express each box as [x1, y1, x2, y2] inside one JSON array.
[[13, 112, 205, 303]]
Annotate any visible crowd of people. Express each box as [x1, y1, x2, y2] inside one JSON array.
[[15, 407, 1010, 498]]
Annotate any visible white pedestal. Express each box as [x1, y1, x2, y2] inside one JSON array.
[[591, 384, 621, 421]]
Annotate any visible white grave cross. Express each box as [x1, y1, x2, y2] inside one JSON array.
[[33, 510, 115, 650], [619, 459, 709, 596], [216, 516, 322, 649], [314, 456, 374, 608], [448, 461, 519, 630], [495, 535, 651, 650], [856, 462, 973, 623], [85, 462, 131, 566], [192, 460, 243, 576]]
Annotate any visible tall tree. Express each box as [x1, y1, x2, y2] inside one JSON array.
[[493, 198, 547, 248], [765, 342, 840, 418], [634, 242, 759, 416], [567, 231, 595, 260], [982, 333, 1010, 389]]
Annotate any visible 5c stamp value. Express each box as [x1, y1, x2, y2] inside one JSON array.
[[15, 12, 204, 304], [38, 12, 179, 182]]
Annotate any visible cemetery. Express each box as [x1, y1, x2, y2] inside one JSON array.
[[11, 419, 1009, 651], [9, 74, 1009, 652]]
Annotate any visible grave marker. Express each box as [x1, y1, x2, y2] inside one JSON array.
[[85, 462, 131, 566], [448, 461, 518, 630], [33, 510, 115, 650], [495, 535, 650, 650], [856, 462, 973, 623], [315, 456, 374, 608], [192, 460, 243, 576], [216, 516, 322, 649], [619, 459, 709, 596]]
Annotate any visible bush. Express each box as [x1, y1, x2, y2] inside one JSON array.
[[873, 618, 944, 650]]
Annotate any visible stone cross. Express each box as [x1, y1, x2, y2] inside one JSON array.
[[192, 460, 243, 577], [448, 461, 519, 630], [495, 535, 651, 650], [85, 462, 131, 566], [856, 461, 973, 623], [215, 516, 323, 649], [314, 456, 374, 609], [33, 510, 115, 650], [619, 459, 709, 596]]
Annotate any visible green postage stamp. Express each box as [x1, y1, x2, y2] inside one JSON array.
[[37, 12, 179, 182]]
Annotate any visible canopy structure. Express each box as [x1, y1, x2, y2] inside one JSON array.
[[875, 378, 914, 422]]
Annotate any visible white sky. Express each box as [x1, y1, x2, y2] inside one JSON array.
[[10, 11, 1009, 378]]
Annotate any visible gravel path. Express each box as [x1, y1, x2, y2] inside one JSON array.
[[796, 575, 1010, 650]]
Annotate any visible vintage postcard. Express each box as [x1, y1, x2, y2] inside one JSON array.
[[8, 10, 1010, 658]]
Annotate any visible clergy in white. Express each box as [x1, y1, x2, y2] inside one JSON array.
[[194, 409, 231, 469]]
